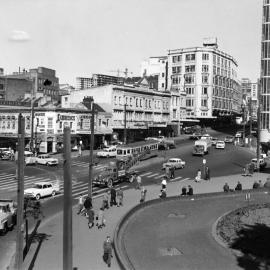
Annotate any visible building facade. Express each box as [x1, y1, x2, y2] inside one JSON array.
[[76, 77, 93, 90], [167, 39, 241, 123], [62, 83, 173, 141], [260, 0, 270, 142], [0, 105, 112, 152]]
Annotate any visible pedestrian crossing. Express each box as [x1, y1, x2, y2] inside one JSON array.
[[0, 170, 190, 201], [71, 161, 106, 171]]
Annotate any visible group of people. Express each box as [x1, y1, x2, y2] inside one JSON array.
[[223, 179, 269, 193], [195, 166, 210, 182], [242, 162, 255, 176], [181, 185, 194, 196]]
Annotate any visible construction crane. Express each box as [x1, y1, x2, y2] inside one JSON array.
[[108, 68, 133, 79]]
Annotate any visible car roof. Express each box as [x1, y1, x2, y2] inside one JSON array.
[[168, 158, 180, 161], [217, 140, 225, 143], [34, 182, 52, 185]]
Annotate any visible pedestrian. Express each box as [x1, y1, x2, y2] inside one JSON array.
[[170, 166, 175, 179], [87, 208, 95, 229], [161, 177, 167, 190], [77, 194, 84, 215], [103, 236, 113, 267], [83, 196, 92, 217], [135, 173, 142, 190], [187, 185, 193, 196], [223, 182, 230, 192], [110, 187, 117, 206], [252, 181, 259, 189], [165, 166, 170, 178], [181, 186, 187, 196], [235, 181, 242, 191], [96, 208, 106, 229], [140, 186, 147, 203], [249, 162, 255, 175], [205, 166, 210, 181], [102, 192, 110, 210], [116, 188, 124, 207], [78, 144, 82, 157], [259, 180, 264, 188], [243, 163, 251, 176], [195, 169, 202, 182], [159, 189, 167, 198]]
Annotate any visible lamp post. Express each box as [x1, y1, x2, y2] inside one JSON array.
[[241, 104, 246, 146]]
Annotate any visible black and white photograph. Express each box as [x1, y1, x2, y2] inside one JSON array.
[[0, 0, 269, 269]]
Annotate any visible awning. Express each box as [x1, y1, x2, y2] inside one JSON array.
[[95, 127, 113, 135]]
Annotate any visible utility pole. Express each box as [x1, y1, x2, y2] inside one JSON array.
[[243, 105, 246, 146], [88, 98, 95, 198], [14, 113, 25, 270], [124, 104, 127, 144], [30, 78, 35, 152], [249, 97, 252, 148], [257, 80, 261, 171], [63, 127, 73, 270]]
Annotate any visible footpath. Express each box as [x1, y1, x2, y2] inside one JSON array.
[[18, 171, 270, 270]]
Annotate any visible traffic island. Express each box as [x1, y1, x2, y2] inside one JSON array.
[[114, 190, 270, 270], [215, 202, 270, 269]]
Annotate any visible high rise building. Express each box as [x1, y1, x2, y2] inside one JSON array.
[[76, 77, 93, 90], [260, 0, 270, 142]]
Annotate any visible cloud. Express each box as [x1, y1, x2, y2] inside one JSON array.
[[9, 30, 30, 42]]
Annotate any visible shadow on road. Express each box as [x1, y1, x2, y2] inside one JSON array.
[[27, 232, 51, 270], [230, 223, 270, 270]]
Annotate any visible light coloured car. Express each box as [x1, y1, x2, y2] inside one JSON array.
[[24, 181, 60, 200], [162, 158, 186, 169], [36, 154, 59, 166], [24, 151, 37, 166], [216, 141, 225, 149], [251, 158, 267, 170], [97, 146, 117, 158]]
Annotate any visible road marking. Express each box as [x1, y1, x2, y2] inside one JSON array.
[[154, 175, 165, 179], [140, 172, 153, 177], [146, 173, 159, 178]]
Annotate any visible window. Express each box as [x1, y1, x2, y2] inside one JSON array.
[[0, 84, 4, 90], [162, 83, 164, 88], [185, 54, 196, 61], [173, 110, 176, 118], [118, 96, 121, 105], [186, 99, 194, 107], [70, 122, 73, 129], [172, 55, 182, 63], [172, 66, 181, 74], [140, 99, 142, 107], [202, 65, 209, 73], [114, 96, 117, 105], [201, 99, 207, 107], [136, 98, 138, 107], [185, 65, 195, 72], [185, 74, 195, 84], [59, 122, 62, 129], [47, 117, 53, 129], [186, 87, 194, 95], [162, 73, 165, 77], [202, 87, 208, 95], [202, 53, 209, 60], [202, 75, 209, 84], [129, 97, 132, 106]]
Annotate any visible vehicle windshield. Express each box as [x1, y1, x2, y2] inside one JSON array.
[[169, 159, 176, 163], [33, 184, 43, 189]]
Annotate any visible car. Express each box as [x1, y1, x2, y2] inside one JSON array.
[[224, 136, 234, 143], [97, 146, 117, 158], [251, 158, 267, 170], [201, 134, 212, 140], [189, 132, 202, 140], [24, 151, 37, 166], [216, 141, 225, 149], [0, 200, 17, 235], [24, 181, 60, 200], [211, 137, 218, 145], [36, 154, 59, 166], [235, 132, 243, 138], [162, 158, 186, 169]]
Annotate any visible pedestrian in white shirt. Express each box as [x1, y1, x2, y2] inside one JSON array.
[[161, 177, 167, 189]]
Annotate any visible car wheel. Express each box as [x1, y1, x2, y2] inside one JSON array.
[[107, 179, 113, 188], [52, 190, 56, 197], [1, 223, 7, 235], [36, 194, 41, 200]]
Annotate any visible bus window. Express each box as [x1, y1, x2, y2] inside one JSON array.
[[117, 149, 122, 155]]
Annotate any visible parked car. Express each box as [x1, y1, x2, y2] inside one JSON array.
[[224, 136, 234, 143], [251, 158, 267, 170], [97, 146, 117, 158], [24, 181, 60, 200], [0, 199, 17, 235], [211, 137, 219, 145], [162, 158, 186, 169], [36, 154, 59, 166], [216, 141, 225, 149]]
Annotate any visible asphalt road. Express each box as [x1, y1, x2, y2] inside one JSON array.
[[0, 130, 261, 268]]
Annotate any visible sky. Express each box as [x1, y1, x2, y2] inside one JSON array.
[[0, 0, 262, 85]]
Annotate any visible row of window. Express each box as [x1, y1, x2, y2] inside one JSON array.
[[172, 65, 209, 74], [213, 55, 231, 68], [213, 87, 233, 99], [0, 120, 30, 130], [213, 66, 231, 77], [212, 99, 232, 110], [172, 53, 209, 63], [114, 96, 169, 110]]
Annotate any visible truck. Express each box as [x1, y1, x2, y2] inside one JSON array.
[[0, 199, 17, 235], [192, 139, 211, 156], [158, 138, 176, 150], [93, 160, 134, 188], [24, 181, 60, 200]]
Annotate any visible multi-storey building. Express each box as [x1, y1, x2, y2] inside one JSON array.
[[0, 67, 59, 101], [76, 77, 93, 90], [140, 56, 167, 91], [62, 81, 173, 141], [167, 38, 241, 123], [260, 0, 270, 142]]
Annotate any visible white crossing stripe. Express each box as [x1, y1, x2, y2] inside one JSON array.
[[171, 176, 182, 181], [146, 173, 159, 178], [154, 175, 165, 179], [140, 172, 153, 177]]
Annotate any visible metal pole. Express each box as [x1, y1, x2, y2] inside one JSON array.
[[63, 127, 72, 270], [243, 107, 246, 146], [14, 113, 25, 270], [88, 99, 95, 198], [30, 79, 35, 152], [249, 98, 252, 148], [257, 81, 261, 171], [124, 104, 127, 144]]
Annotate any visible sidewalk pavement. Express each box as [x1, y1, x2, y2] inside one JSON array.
[[19, 172, 270, 270]]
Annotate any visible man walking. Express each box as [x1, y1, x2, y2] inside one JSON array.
[[77, 194, 84, 215], [140, 186, 147, 203], [136, 173, 142, 190], [110, 187, 117, 206], [205, 166, 210, 181], [170, 166, 175, 179], [103, 236, 113, 267]]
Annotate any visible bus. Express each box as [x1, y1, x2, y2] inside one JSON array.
[[116, 140, 159, 161]]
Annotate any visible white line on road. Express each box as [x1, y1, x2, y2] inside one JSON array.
[[140, 172, 153, 177], [146, 173, 159, 178]]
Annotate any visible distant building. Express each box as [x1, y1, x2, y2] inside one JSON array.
[[76, 77, 93, 90], [140, 56, 167, 91]]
